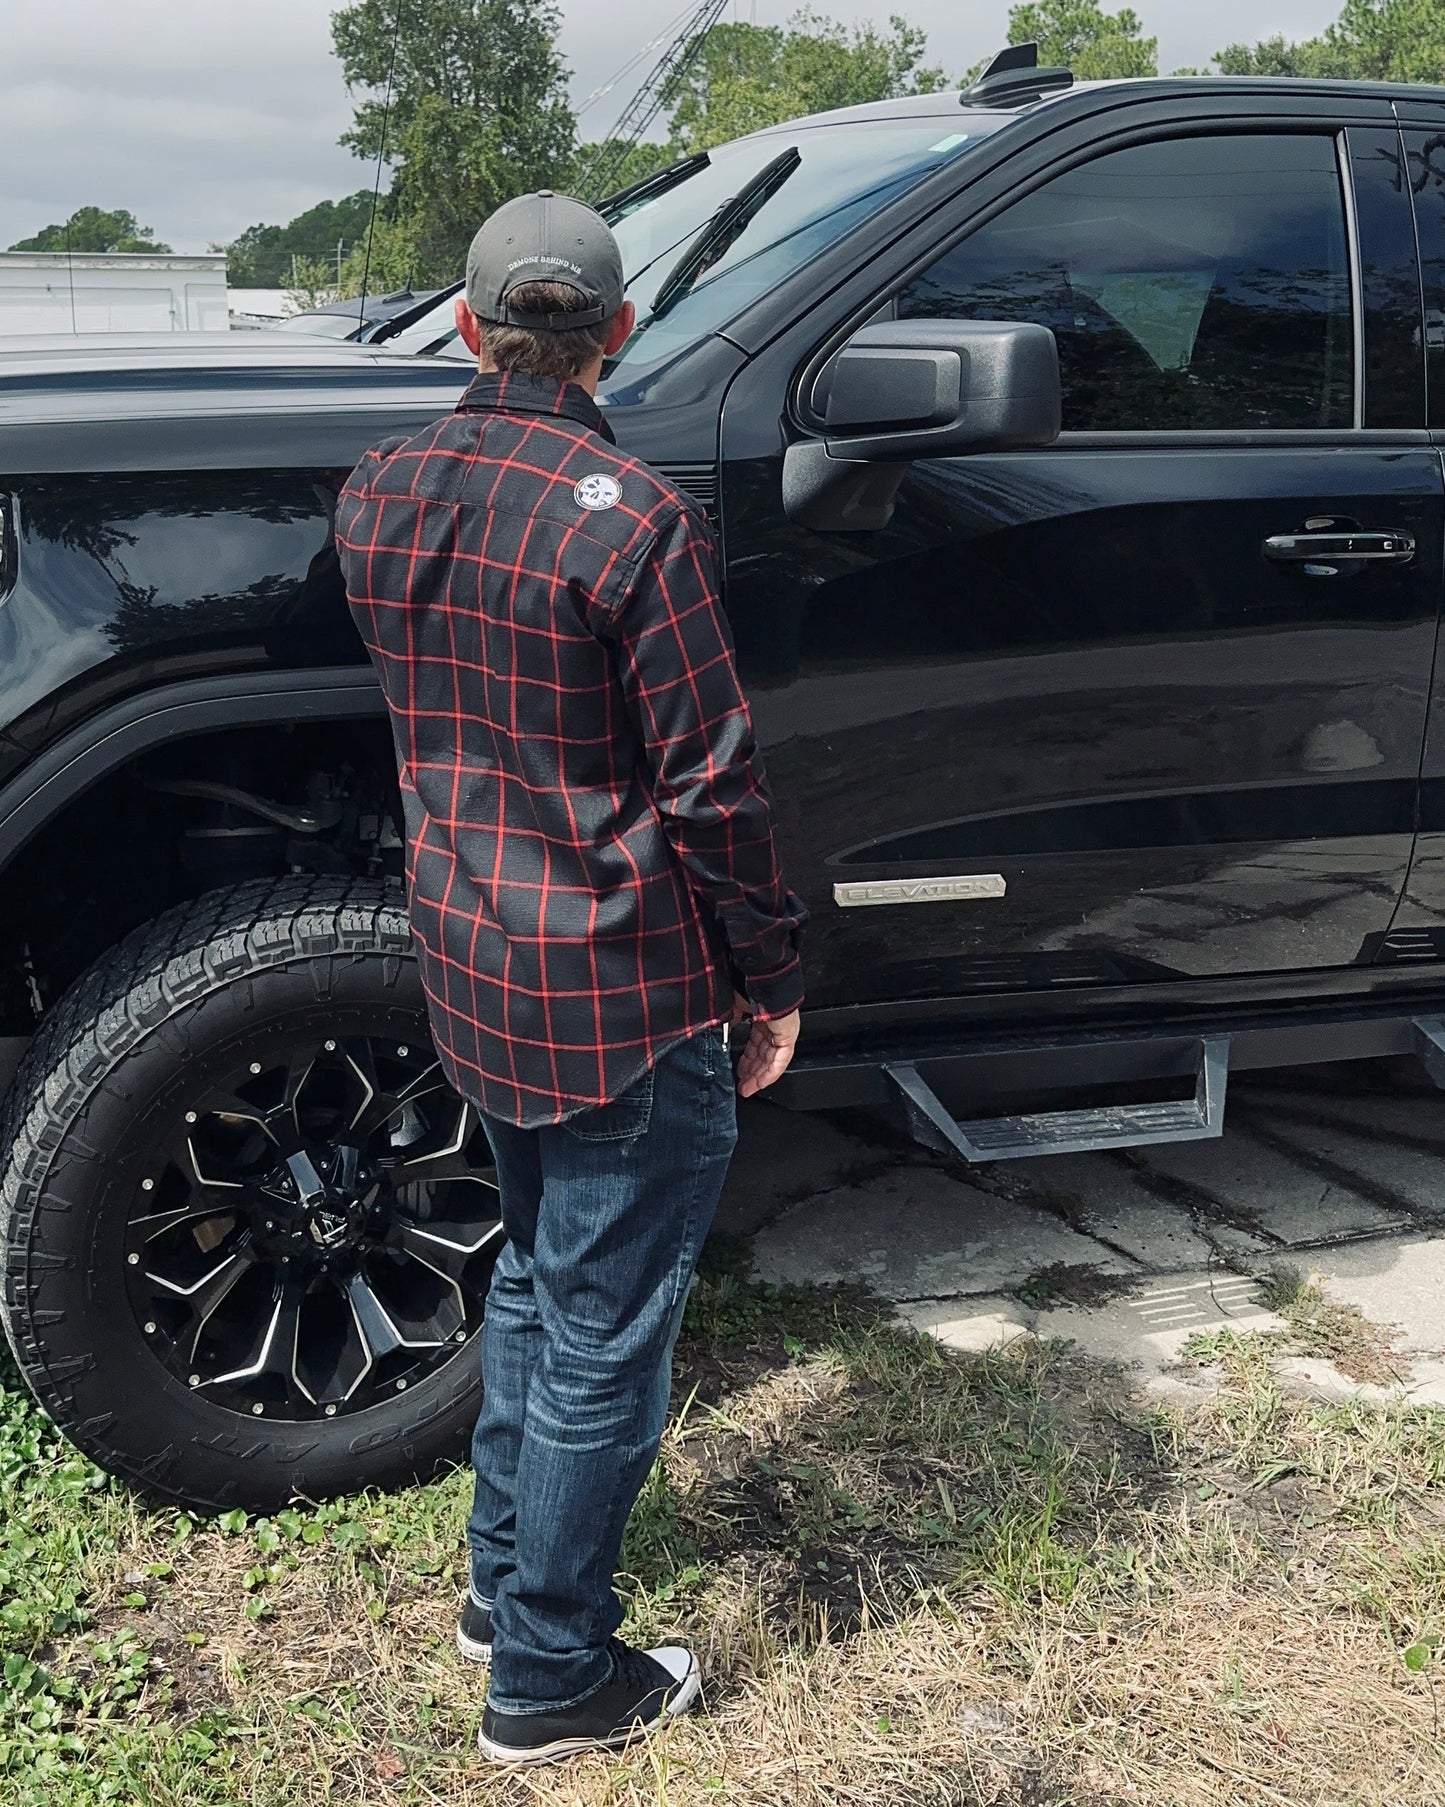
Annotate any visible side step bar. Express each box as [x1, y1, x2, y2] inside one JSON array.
[[884, 1036, 1230, 1163], [1413, 1018, 1445, 1088]]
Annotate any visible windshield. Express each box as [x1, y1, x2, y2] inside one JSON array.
[[380, 114, 1001, 370], [274, 312, 359, 339]]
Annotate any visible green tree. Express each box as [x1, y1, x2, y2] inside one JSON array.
[[330, 0, 575, 284], [1001, 1, 1157, 80], [1215, 0, 1445, 82], [217, 192, 376, 288], [1211, 36, 1338, 76], [571, 140, 677, 201], [337, 211, 424, 298], [9, 205, 172, 254], [668, 9, 947, 154], [285, 255, 345, 313]]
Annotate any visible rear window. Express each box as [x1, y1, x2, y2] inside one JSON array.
[[1405, 128, 1445, 425]]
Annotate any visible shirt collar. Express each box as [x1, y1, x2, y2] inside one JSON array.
[[456, 370, 613, 441]]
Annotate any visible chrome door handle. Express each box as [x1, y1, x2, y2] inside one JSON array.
[[1263, 530, 1415, 564]]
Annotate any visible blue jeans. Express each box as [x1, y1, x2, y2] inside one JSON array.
[[468, 1026, 738, 1714]]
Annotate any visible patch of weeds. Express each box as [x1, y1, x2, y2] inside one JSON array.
[[675, 1239, 875, 1419], [673, 1314, 1168, 1638], [1015, 1262, 1133, 1311], [4, 1258, 1445, 1804], [1259, 1263, 1406, 1386], [620, 1450, 706, 1606], [1182, 1325, 1292, 1470], [0, 1349, 240, 1804]]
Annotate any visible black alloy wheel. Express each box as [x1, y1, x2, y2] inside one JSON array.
[[126, 1032, 500, 1423], [1, 879, 503, 1510]]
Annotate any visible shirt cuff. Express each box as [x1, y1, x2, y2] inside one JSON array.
[[743, 958, 805, 1021]]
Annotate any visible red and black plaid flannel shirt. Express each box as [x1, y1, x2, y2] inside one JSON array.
[[336, 370, 806, 1128]]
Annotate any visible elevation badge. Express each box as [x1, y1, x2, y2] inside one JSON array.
[[574, 472, 622, 511]]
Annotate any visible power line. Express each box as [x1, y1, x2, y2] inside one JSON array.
[[577, 2, 699, 121], [578, 0, 728, 202]]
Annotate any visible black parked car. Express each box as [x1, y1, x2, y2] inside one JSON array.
[[272, 287, 442, 341], [5, 53, 1445, 1510]]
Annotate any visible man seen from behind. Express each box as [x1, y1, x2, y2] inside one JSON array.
[[336, 191, 806, 1766]]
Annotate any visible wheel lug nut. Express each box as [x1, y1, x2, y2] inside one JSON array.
[[251, 1402, 264, 1416], [249, 1062, 262, 1075], [143, 1321, 157, 1335], [188, 1374, 200, 1388], [141, 1178, 154, 1192], [185, 1111, 197, 1125], [455, 1330, 466, 1342], [324, 1404, 337, 1417], [324, 1040, 336, 1052], [397, 1045, 409, 1057], [127, 1252, 139, 1266]]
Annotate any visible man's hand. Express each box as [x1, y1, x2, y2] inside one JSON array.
[[733, 1000, 801, 1098]]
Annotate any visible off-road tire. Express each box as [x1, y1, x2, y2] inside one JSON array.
[[0, 878, 489, 1511]]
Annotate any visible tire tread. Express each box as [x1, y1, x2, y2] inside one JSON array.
[[0, 877, 469, 1510]]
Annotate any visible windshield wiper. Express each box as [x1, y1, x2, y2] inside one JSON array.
[[598, 152, 710, 224], [648, 146, 801, 323]]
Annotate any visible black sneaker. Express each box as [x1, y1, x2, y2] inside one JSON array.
[[478, 1637, 701, 1765], [457, 1596, 493, 1664]]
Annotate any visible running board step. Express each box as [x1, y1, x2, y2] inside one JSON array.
[[1411, 1018, 1445, 1088], [884, 1036, 1230, 1162]]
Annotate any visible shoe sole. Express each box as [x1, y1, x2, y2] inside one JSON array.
[[457, 1625, 492, 1665], [478, 1660, 702, 1765]]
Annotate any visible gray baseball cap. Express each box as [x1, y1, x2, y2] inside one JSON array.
[[465, 191, 625, 330]]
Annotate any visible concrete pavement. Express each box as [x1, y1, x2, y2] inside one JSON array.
[[718, 1060, 1445, 1407]]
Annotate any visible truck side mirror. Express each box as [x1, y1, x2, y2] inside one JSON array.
[[783, 319, 1061, 531]]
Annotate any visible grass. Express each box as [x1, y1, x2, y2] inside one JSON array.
[[1254, 1263, 1409, 1387], [1, 1241, 1443, 1805]]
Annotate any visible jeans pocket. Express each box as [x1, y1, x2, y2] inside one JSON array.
[[561, 1064, 655, 1143]]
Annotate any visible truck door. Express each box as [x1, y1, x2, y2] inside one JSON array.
[[1382, 110, 1445, 942], [720, 123, 1443, 1012]]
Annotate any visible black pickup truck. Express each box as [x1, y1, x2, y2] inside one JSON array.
[[5, 54, 1445, 1510]]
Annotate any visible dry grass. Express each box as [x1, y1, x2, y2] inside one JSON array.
[[1255, 1263, 1409, 1387], [4, 1249, 1444, 1806]]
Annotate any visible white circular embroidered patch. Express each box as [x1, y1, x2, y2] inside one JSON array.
[[574, 472, 622, 511]]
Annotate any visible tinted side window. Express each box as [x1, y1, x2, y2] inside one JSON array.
[[1349, 127, 1423, 428], [898, 134, 1353, 432], [1405, 128, 1445, 426]]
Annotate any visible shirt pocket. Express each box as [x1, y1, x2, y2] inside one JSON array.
[[560, 1064, 655, 1143]]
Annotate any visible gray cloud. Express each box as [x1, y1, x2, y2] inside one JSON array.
[[5, 0, 1344, 256]]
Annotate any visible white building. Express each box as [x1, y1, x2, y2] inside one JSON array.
[[227, 287, 299, 330], [0, 251, 229, 334]]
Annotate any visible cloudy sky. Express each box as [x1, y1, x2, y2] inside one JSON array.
[[7, 0, 1344, 255]]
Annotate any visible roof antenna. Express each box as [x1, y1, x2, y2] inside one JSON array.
[[963, 41, 1074, 108], [358, 0, 405, 328]]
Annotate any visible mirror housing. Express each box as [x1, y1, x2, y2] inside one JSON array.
[[783, 319, 1061, 531], [824, 319, 1061, 459]]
